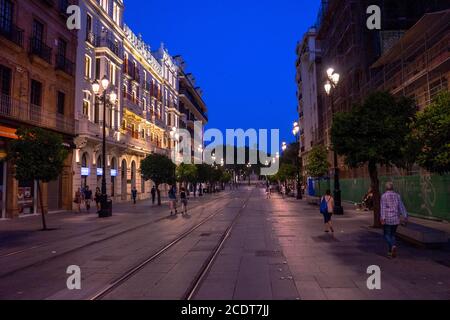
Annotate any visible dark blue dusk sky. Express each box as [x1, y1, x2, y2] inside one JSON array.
[[124, 0, 320, 146]]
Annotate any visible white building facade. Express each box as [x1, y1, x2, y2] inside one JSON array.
[[72, 0, 186, 206], [296, 27, 323, 173]]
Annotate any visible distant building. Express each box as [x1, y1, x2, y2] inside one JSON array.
[[0, 0, 77, 218], [175, 56, 208, 164], [295, 27, 323, 175]]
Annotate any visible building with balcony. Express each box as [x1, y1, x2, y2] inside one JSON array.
[[314, 0, 449, 177], [309, 0, 450, 219], [295, 27, 323, 175], [0, 0, 77, 218], [73, 0, 131, 204], [175, 56, 208, 164], [73, 0, 184, 205]]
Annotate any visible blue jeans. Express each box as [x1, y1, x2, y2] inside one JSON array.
[[383, 224, 398, 252]]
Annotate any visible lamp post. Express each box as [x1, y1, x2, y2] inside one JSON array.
[[92, 76, 116, 218], [292, 122, 302, 200], [246, 162, 251, 186], [324, 68, 344, 215]]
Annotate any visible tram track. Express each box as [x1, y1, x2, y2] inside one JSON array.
[[90, 189, 252, 300], [0, 192, 232, 280]]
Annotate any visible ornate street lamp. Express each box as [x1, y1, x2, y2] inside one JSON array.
[[324, 67, 344, 215], [92, 76, 116, 218], [292, 122, 302, 200]]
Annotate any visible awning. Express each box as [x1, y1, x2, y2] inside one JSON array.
[[0, 126, 18, 139]]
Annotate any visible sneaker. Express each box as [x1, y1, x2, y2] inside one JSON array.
[[387, 252, 393, 259], [391, 246, 398, 258]]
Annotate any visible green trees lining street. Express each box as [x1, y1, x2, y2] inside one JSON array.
[[8, 127, 68, 231]]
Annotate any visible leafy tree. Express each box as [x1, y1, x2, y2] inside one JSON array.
[[410, 91, 450, 174], [196, 163, 212, 195], [276, 163, 297, 183], [331, 92, 416, 227], [305, 145, 329, 178], [141, 153, 176, 205], [8, 127, 68, 230], [176, 163, 198, 190]]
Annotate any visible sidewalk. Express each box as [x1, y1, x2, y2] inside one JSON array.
[[0, 192, 228, 257], [303, 195, 450, 241], [195, 189, 450, 300]]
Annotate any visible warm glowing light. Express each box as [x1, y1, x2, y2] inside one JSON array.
[[101, 75, 110, 90], [332, 73, 340, 85], [324, 82, 332, 95], [327, 68, 335, 78], [92, 80, 100, 95], [109, 91, 117, 104]]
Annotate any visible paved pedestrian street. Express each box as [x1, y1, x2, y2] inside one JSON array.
[[0, 187, 449, 300]]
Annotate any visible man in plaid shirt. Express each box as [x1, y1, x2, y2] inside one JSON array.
[[380, 182, 408, 258]]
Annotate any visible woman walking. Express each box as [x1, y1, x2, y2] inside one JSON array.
[[74, 188, 83, 212], [168, 185, 178, 215], [94, 187, 102, 211], [180, 187, 188, 215], [320, 190, 335, 233]]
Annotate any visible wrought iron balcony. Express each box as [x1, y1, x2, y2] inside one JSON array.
[[29, 37, 52, 64], [0, 23, 24, 47], [55, 54, 75, 76], [96, 35, 123, 59]]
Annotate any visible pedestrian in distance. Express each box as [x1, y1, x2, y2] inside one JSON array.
[[168, 185, 178, 215], [94, 187, 102, 211], [84, 186, 92, 212], [381, 182, 408, 259], [74, 188, 83, 212], [265, 185, 271, 199], [131, 187, 137, 205], [320, 190, 335, 233], [151, 186, 156, 205], [180, 187, 188, 215]]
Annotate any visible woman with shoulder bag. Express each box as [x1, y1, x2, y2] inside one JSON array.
[[320, 190, 335, 233]]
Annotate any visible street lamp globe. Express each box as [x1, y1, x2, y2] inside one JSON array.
[[326, 68, 335, 78], [101, 76, 110, 90], [92, 80, 100, 95], [324, 82, 332, 95], [109, 90, 117, 104], [331, 73, 340, 86]]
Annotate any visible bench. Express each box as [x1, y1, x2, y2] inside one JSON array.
[[397, 222, 448, 248]]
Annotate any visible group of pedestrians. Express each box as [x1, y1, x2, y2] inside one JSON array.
[[168, 185, 189, 216], [320, 182, 408, 259], [74, 185, 101, 212]]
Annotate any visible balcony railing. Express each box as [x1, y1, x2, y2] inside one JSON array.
[[96, 36, 123, 59], [55, 54, 75, 76], [29, 37, 52, 64], [0, 23, 24, 47], [0, 93, 74, 134]]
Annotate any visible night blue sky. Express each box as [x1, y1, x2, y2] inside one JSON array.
[[124, 0, 320, 146]]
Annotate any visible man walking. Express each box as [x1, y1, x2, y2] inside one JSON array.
[[380, 182, 408, 259], [131, 187, 137, 205], [151, 186, 156, 205], [84, 186, 92, 212]]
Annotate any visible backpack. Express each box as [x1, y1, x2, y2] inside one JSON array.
[[320, 197, 328, 215]]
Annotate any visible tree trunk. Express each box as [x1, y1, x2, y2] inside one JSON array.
[[156, 184, 161, 206], [368, 161, 381, 228], [37, 180, 47, 231]]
